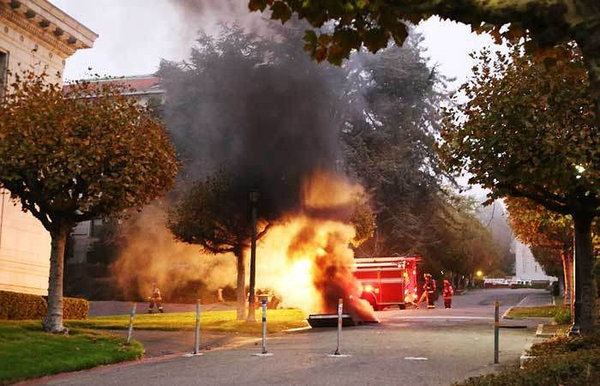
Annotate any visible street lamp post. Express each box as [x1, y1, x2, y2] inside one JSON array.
[[247, 190, 259, 322]]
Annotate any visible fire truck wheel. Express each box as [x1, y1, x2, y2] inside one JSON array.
[[398, 304, 406, 310]]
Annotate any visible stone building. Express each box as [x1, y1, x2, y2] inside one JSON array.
[[0, 0, 96, 295]]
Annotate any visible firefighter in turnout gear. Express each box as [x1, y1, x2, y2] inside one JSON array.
[[425, 274, 436, 309], [416, 273, 436, 309], [442, 280, 454, 309], [148, 283, 164, 313]]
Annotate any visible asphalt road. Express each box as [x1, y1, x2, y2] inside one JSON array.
[[38, 288, 551, 386]]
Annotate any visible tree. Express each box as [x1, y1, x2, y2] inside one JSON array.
[[0, 72, 179, 332], [168, 173, 270, 320], [340, 36, 448, 256], [158, 24, 350, 319], [426, 195, 502, 283], [506, 197, 574, 305], [338, 36, 501, 279], [249, 0, 600, 121], [440, 44, 599, 333]]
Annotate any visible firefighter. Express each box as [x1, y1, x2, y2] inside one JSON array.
[[442, 280, 454, 309], [416, 273, 436, 309], [425, 274, 437, 309], [148, 283, 164, 314]]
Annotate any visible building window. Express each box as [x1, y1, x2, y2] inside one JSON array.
[[0, 50, 7, 99]]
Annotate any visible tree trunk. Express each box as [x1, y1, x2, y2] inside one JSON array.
[[571, 212, 596, 334], [561, 251, 573, 307], [235, 246, 246, 321], [42, 224, 69, 333]]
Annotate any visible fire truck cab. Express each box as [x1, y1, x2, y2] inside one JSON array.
[[353, 256, 419, 311]]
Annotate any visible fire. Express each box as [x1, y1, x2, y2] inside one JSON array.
[[112, 171, 376, 321], [256, 171, 376, 321]]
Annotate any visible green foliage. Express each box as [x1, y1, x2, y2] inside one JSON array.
[[529, 332, 600, 356], [506, 197, 574, 277], [338, 37, 500, 275], [248, 0, 594, 65], [458, 332, 600, 385], [441, 44, 598, 217], [341, 38, 448, 257], [0, 291, 89, 320], [0, 71, 179, 232], [168, 173, 254, 254], [0, 322, 143, 384], [457, 349, 600, 385], [554, 308, 572, 324], [440, 43, 598, 329]]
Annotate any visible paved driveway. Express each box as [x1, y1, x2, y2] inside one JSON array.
[[36, 288, 551, 386]]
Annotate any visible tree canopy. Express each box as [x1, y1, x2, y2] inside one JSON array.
[[0, 73, 179, 232], [441, 44, 598, 215], [339, 37, 501, 279], [440, 43, 598, 332], [0, 72, 178, 332], [248, 0, 600, 121]]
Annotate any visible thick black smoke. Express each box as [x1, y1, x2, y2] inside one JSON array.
[[157, 20, 346, 218]]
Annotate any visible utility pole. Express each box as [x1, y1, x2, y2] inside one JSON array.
[[247, 190, 259, 322]]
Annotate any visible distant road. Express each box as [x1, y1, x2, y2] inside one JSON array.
[[41, 288, 551, 386]]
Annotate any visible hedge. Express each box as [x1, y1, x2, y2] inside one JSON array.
[[63, 297, 89, 320], [0, 290, 46, 320], [457, 349, 600, 386], [456, 332, 600, 385], [0, 290, 88, 320]]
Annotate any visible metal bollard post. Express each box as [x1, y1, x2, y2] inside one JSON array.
[[184, 300, 204, 357], [253, 295, 273, 357], [494, 300, 499, 364], [327, 298, 350, 357], [335, 298, 343, 355], [194, 300, 201, 355], [126, 302, 136, 345], [261, 297, 268, 354]]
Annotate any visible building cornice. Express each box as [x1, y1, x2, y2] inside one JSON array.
[[0, 0, 97, 57]]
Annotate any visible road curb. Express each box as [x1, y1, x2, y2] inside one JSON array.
[[501, 306, 514, 320]]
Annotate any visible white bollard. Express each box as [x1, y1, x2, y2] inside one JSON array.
[[194, 300, 202, 354], [126, 302, 136, 345], [253, 295, 273, 357], [328, 298, 350, 357], [184, 300, 204, 357]]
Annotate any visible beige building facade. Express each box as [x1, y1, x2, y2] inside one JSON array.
[[0, 0, 96, 295]]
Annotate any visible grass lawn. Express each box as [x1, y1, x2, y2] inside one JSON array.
[[0, 321, 143, 384], [67, 308, 308, 334], [505, 305, 568, 319]]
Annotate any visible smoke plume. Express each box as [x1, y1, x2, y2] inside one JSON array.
[[111, 2, 377, 321], [112, 203, 236, 301]]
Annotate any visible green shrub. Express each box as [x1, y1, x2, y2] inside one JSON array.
[[0, 291, 89, 320], [529, 332, 600, 356], [0, 290, 46, 320], [63, 297, 89, 320], [457, 349, 600, 385], [553, 308, 572, 324]]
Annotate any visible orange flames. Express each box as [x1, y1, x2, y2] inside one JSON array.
[[113, 171, 375, 321], [256, 171, 376, 321]]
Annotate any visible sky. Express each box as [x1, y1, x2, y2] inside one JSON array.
[[51, 1, 494, 87]]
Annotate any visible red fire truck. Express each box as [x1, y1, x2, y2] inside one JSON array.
[[353, 256, 420, 311]]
